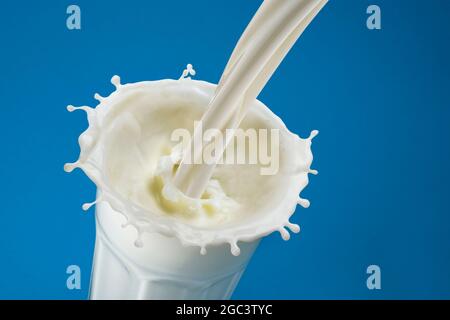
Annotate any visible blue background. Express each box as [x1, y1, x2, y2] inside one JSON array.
[[0, 0, 449, 299]]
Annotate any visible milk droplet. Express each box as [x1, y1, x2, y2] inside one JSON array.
[[187, 64, 196, 76], [81, 203, 92, 211], [297, 197, 310, 208], [309, 169, 318, 175], [230, 242, 241, 256], [111, 75, 121, 89], [309, 130, 319, 140], [81, 195, 102, 211], [200, 247, 207, 255], [179, 64, 196, 79], [94, 93, 104, 102], [286, 222, 301, 233], [63, 162, 78, 173], [279, 227, 290, 241], [66, 105, 93, 114]]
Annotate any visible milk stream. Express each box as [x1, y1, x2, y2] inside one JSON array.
[[173, 0, 327, 198], [65, 65, 318, 256]]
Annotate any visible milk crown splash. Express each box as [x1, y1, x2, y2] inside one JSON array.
[[65, 65, 318, 256]]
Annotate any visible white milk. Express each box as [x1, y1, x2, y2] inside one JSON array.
[[65, 71, 317, 299], [90, 201, 260, 299], [173, 0, 327, 197]]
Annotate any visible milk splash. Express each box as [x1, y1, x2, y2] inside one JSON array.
[[64, 65, 318, 256]]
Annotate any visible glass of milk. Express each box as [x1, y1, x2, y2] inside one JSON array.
[[65, 75, 316, 299]]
